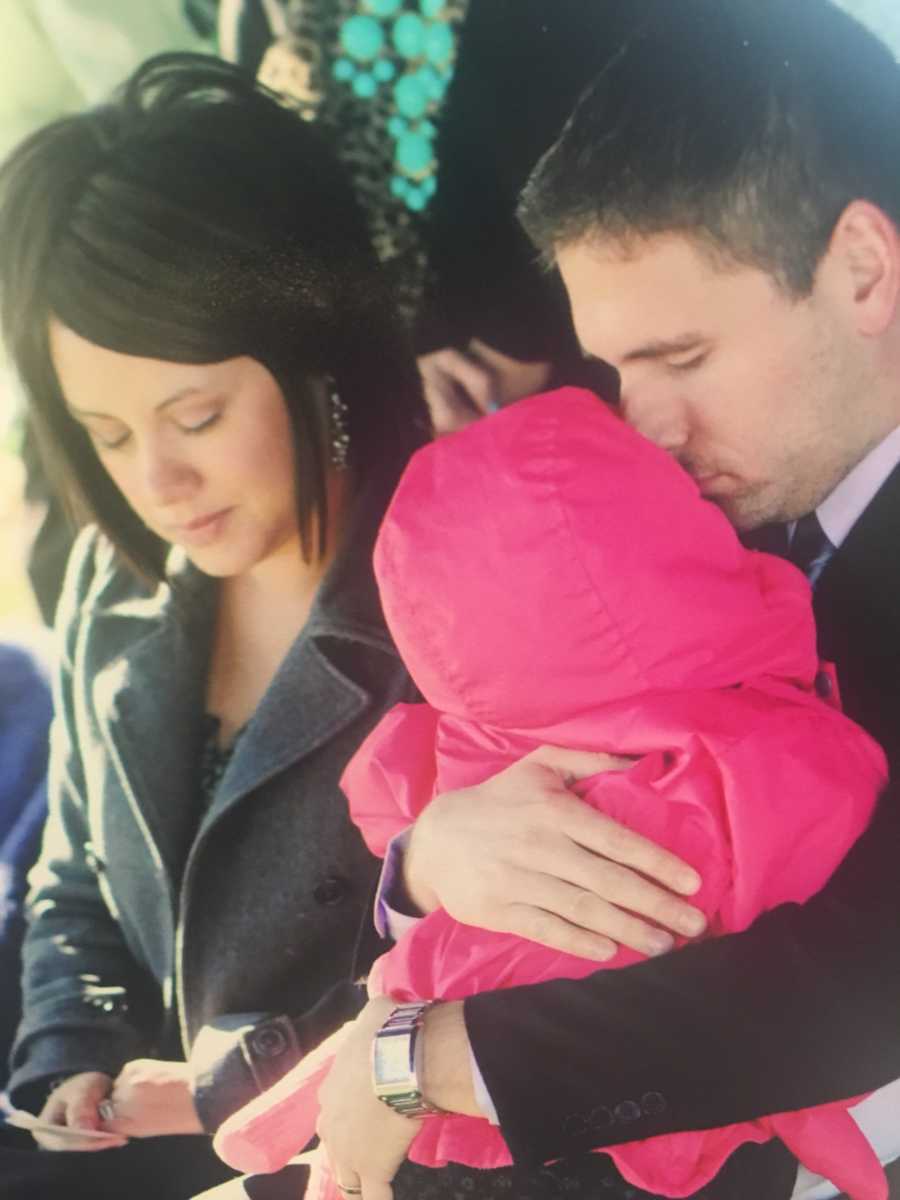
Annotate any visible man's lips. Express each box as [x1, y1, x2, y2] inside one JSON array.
[[691, 472, 736, 498]]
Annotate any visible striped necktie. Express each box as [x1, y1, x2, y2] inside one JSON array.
[[788, 512, 835, 586]]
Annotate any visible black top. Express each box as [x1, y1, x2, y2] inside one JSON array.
[[198, 716, 243, 809]]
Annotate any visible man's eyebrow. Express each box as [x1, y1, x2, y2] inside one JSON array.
[[578, 334, 706, 366], [67, 388, 205, 419], [619, 333, 707, 364]]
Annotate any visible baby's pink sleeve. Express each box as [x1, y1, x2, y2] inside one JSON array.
[[213, 1028, 346, 1176], [712, 703, 886, 930], [340, 702, 440, 857]]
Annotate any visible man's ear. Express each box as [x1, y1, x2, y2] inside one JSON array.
[[826, 200, 900, 336]]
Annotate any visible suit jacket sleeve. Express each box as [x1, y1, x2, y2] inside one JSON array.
[[464, 779, 900, 1166], [8, 529, 159, 1108]]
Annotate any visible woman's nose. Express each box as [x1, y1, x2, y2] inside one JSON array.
[[139, 443, 199, 505]]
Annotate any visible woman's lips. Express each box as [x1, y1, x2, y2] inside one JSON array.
[[170, 508, 232, 546]]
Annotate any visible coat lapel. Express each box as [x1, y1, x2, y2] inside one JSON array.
[[200, 469, 399, 827], [90, 552, 216, 889], [203, 633, 371, 826]]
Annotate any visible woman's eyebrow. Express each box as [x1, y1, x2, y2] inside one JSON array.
[[155, 387, 207, 412], [67, 387, 207, 420]]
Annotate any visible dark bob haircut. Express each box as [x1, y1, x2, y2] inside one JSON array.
[[519, 0, 900, 296], [0, 53, 429, 580]]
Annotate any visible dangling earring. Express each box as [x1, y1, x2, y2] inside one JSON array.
[[329, 381, 350, 470]]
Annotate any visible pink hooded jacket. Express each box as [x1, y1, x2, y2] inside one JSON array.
[[216, 389, 887, 1199]]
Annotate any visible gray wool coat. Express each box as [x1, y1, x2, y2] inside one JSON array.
[[8, 488, 415, 1108]]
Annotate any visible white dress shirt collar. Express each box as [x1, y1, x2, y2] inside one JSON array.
[[817, 424, 900, 549]]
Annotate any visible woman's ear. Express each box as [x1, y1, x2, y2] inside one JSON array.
[[825, 200, 900, 337]]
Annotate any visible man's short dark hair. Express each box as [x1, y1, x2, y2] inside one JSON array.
[[519, 0, 900, 295]]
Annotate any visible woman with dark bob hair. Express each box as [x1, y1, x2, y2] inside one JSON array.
[[0, 52, 427, 1200]]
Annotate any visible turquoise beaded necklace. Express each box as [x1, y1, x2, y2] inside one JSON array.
[[334, 0, 458, 212]]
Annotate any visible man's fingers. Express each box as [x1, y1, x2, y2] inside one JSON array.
[[522, 745, 636, 784], [507, 769, 703, 902], [502, 902, 618, 960], [521, 872, 693, 956], [486, 828, 705, 952], [558, 798, 702, 897]]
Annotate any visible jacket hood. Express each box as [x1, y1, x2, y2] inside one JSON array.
[[374, 388, 818, 730]]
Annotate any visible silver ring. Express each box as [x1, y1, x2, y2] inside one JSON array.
[[97, 1099, 116, 1122]]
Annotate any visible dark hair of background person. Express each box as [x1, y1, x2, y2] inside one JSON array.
[[519, 0, 900, 297], [0, 53, 429, 583], [418, 0, 656, 388]]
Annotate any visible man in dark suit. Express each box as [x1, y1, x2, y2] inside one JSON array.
[[310, 3, 900, 1198]]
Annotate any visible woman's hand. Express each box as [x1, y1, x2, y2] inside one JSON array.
[[404, 746, 707, 960], [418, 339, 552, 435], [99, 1058, 203, 1139], [316, 997, 419, 1200], [34, 1071, 128, 1152]]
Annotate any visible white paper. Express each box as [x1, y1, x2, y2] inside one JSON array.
[[3, 1106, 124, 1143]]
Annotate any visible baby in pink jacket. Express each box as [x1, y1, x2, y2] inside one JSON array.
[[217, 388, 888, 1199]]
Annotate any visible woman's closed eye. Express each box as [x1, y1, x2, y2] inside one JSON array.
[[85, 423, 130, 452], [177, 408, 222, 434], [87, 410, 222, 450]]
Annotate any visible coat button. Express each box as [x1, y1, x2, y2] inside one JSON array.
[[641, 1091, 667, 1116], [563, 1114, 589, 1138], [814, 669, 833, 700], [589, 1105, 615, 1130], [249, 1026, 288, 1059], [314, 875, 349, 905], [614, 1100, 642, 1123]]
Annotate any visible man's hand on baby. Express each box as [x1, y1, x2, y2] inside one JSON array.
[[98, 1058, 203, 1139], [33, 1071, 128, 1151], [403, 746, 706, 960]]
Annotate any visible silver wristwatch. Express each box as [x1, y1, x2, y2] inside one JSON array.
[[371, 1001, 443, 1118]]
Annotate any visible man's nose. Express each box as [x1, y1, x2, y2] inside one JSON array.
[[618, 387, 689, 455]]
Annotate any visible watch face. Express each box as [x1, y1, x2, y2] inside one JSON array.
[[373, 1032, 412, 1086]]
